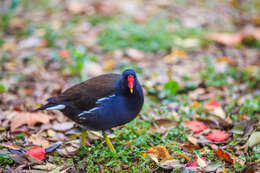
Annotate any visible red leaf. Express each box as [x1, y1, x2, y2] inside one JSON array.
[[207, 130, 229, 142], [185, 121, 206, 133], [213, 148, 234, 163], [26, 146, 45, 161], [205, 101, 220, 110], [59, 50, 70, 59], [187, 157, 207, 167]]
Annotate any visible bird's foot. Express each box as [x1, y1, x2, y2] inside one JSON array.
[[81, 130, 87, 146], [103, 131, 116, 153]]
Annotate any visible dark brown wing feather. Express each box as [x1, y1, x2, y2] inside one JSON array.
[[56, 73, 120, 111]]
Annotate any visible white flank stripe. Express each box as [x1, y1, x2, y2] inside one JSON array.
[[46, 104, 65, 110], [96, 94, 115, 104], [78, 107, 100, 117]]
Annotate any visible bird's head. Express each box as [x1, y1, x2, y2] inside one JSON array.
[[121, 69, 138, 95]]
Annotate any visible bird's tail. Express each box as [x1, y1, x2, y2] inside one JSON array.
[[32, 103, 58, 112], [32, 97, 65, 112]]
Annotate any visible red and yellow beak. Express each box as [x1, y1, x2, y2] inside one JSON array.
[[127, 75, 134, 94]]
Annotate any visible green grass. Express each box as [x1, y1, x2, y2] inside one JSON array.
[[98, 18, 205, 52]]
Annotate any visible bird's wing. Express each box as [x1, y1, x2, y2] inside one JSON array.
[[55, 73, 120, 111]]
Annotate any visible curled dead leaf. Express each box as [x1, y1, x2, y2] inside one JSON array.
[[146, 145, 184, 169], [205, 101, 226, 120], [213, 148, 233, 163], [146, 145, 173, 163], [29, 134, 50, 148], [10, 112, 54, 132], [0, 143, 20, 150], [148, 119, 177, 134], [248, 131, 260, 147], [207, 27, 260, 47]]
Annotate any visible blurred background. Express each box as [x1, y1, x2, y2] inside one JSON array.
[[0, 0, 259, 110], [0, 0, 260, 171]]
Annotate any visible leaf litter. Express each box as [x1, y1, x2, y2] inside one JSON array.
[[0, 0, 259, 172]]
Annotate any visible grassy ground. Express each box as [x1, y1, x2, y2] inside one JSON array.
[[0, 0, 259, 172]]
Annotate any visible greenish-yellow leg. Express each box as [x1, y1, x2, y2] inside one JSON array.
[[81, 130, 87, 146], [103, 131, 116, 153]]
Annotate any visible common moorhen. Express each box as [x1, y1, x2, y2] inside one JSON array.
[[35, 69, 144, 153]]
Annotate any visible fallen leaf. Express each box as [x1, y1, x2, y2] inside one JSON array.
[[187, 157, 207, 167], [196, 116, 231, 129], [126, 48, 145, 60], [47, 129, 56, 137], [205, 101, 226, 120], [182, 143, 200, 152], [148, 119, 177, 134], [217, 56, 233, 65], [59, 50, 70, 59], [146, 145, 184, 169], [160, 159, 184, 169], [207, 32, 242, 47], [185, 121, 206, 133], [232, 119, 258, 137], [146, 145, 173, 163], [175, 152, 191, 161], [163, 49, 187, 64], [57, 145, 78, 156], [207, 130, 229, 142], [10, 154, 29, 165], [2, 41, 17, 52], [204, 163, 222, 172], [205, 101, 220, 109], [248, 131, 260, 147], [188, 88, 205, 100], [52, 122, 74, 132], [26, 146, 45, 161], [103, 59, 115, 72], [197, 156, 207, 168], [18, 37, 42, 49], [187, 135, 198, 146], [0, 143, 20, 150], [10, 112, 54, 132], [92, 1, 117, 15], [29, 134, 50, 148], [213, 148, 233, 163], [207, 27, 260, 47], [66, 0, 93, 14], [32, 162, 57, 170]]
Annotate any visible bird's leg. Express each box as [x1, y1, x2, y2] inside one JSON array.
[[81, 130, 87, 146], [102, 131, 116, 153]]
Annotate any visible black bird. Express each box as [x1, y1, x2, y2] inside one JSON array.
[[35, 69, 144, 152]]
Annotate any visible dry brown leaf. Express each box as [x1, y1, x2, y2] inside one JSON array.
[[163, 49, 187, 64], [10, 112, 54, 132], [47, 129, 56, 138], [146, 145, 183, 169], [126, 48, 145, 60], [0, 143, 20, 150], [213, 148, 234, 163], [103, 59, 115, 72], [148, 119, 177, 134], [187, 135, 198, 146], [217, 56, 233, 65], [52, 122, 74, 132], [146, 145, 173, 163], [66, 0, 93, 14], [29, 134, 50, 148], [207, 27, 260, 47], [207, 32, 242, 47]]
